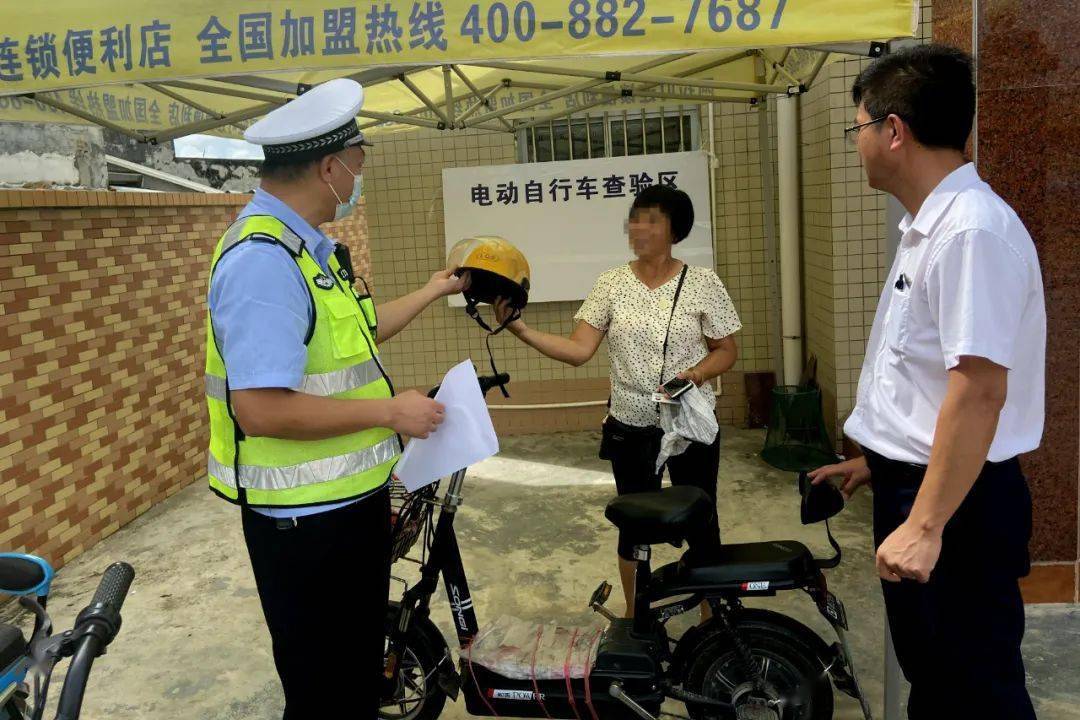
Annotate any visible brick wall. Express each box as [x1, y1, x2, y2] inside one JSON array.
[[0, 190, 370, 568]]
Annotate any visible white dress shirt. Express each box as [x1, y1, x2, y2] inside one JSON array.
[[844, 163, 1046, 464]]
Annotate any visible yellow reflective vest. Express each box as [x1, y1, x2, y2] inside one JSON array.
[[205, 215, 399, 507]]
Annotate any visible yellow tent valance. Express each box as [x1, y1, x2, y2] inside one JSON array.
[[0, 0, 917, 141]]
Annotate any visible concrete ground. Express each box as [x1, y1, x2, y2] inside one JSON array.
[[3, 427, 1077, 719]]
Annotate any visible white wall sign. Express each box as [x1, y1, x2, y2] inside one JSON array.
[[442, 151, 714, 305]]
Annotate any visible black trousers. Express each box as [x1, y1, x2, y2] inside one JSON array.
[[863, 448, 1035, 720], [242, 488, 391, 720], [603, 418, 721, 560]]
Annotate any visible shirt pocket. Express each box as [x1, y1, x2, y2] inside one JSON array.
[[884, 284, 912, 353], [322, 292, 369, 360]]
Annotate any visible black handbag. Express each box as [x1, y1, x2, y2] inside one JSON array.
[[599, 416, 661, 462]]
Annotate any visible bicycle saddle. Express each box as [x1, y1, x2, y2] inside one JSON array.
[[605, 486, 712, 548]]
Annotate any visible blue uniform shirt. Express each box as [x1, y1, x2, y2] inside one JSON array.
[[209, 188, 358, 519]]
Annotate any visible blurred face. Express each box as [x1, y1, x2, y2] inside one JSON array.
[[626, 206, 674, 259]]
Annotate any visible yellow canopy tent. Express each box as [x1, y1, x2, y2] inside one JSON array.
[[0, 0, 918, 142]]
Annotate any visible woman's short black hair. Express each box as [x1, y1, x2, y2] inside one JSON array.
[[629, 184, 695, 243], [852, 44, 974, 152]]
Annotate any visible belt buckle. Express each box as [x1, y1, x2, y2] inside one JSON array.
[[274, 517, 298, 531]]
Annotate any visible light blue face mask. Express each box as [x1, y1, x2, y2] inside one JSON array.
[[328, 156, 363, 221]]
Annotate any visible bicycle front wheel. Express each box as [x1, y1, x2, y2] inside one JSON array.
[[381, 603, 449, 720]]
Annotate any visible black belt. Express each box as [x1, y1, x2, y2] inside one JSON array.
[[862, 446, 1019, 479]]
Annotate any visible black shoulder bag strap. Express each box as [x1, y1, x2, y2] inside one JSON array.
[[658, 264, 690, 387]]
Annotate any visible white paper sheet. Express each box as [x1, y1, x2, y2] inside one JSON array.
[[394, 360, 500, 492]]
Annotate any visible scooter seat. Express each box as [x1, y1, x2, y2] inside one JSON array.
[[605, 486, 712, 548], [0, 623, 26, 671], [678, 540, 818, 589]]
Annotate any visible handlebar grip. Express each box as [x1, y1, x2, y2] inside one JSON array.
[[91, 562, 135, 614]]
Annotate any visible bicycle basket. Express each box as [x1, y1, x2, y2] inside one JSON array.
[[389, 478, 438, 563]]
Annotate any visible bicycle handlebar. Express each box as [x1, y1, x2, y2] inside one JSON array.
[[54, 562, 134, 720], [426, 372, 510, 400]]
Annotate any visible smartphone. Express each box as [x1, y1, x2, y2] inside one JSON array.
[[660, 376, 694, 400]]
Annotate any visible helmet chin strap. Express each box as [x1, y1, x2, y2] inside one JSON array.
[[464, 296, 517, 398]]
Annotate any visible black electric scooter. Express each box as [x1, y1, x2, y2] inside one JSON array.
[[381, 373, 871, 720]]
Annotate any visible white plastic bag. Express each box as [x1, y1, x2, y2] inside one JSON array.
[[656, 385, 719, 472]]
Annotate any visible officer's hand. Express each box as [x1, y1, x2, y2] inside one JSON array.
[[388, 390, 445, 439], [494, 296, 526, 335], [427, 268, 470, 298], [807, 456, 871, 500]]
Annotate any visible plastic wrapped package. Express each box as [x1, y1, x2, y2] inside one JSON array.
[[466, 616, 604, 680]]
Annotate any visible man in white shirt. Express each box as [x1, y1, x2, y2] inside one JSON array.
[[809, 45, 1044, 719]]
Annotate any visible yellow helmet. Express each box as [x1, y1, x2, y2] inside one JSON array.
[[447, 236, 531, 312]]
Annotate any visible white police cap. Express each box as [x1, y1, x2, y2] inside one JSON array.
[[245, 78, 372, 161]]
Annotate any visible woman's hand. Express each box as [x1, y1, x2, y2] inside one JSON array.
[[676, 367, 704, 387], [494, 296, 526, 335]]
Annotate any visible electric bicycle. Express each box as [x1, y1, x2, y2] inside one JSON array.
[[381, 373, 871, 720]]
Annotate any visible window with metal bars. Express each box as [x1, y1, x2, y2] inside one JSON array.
[[518, 108, 698, 163]]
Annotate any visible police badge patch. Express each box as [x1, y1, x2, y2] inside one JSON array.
[[313, 274, 335, 289]]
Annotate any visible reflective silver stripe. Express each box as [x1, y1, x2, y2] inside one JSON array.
[[206, 375, 227, 401], [217, 219, 304, 257], [206, 360, 383, 402], [298, 359, 383, 396], [208, 436, 400, 493], [208, 453, 236, 488]]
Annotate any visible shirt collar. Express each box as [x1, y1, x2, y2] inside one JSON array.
[[898, 162, 980, 239], [242, 187, 335, 262]]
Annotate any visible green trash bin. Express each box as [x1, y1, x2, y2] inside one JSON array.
[[761, 385, 838, 472]]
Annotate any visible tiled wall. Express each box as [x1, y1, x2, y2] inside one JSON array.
[[799, 0, 934, 443], [363, 126, 614, 434], [706, 102, 780, 425], [363, 114, 783, 431], [0, 190, 371, 567]]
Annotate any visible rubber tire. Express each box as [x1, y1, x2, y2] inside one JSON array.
[[682, 619, 834, 720], [380, 602, 449, 720]]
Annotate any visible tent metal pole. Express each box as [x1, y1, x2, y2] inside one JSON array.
[[213, 75, 306, 95], [769, 57, 803, 89], [142, 83, 240, 129], [803, 51, 830, 88], [460, 53, 692, 128], [442, 65, 455, 126], [398, 74, 450, 126], [626, 89, 753, 104], [767, 49, 792, 85], [472, 60, 786, 94], [147, 102, 280, 143], [458, 84, 502, 123], [506, 79, 750, 103], [357, 109, 444, 129], [466, 77, 611, 125], [356, 80, 504, 130], [27, 94, 147, 141], [512, 51, 761, 130], [790, 42, 886, 57], [157, 80, 288, 105], [451, 66, 514, 130]]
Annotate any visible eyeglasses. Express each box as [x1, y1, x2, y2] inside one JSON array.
[[844, 116, 886, 146]]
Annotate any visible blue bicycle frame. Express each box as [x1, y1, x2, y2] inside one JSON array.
[[0, 554, 55, 706]]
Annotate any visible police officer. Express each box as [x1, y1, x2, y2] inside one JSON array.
[[204, 79, 466, 719], [809, 46, 1044, 718]]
